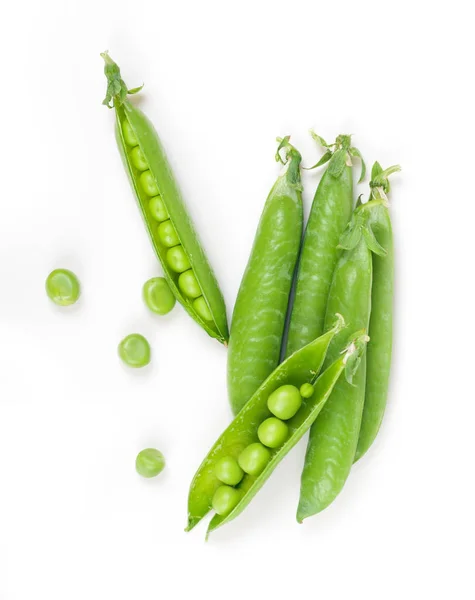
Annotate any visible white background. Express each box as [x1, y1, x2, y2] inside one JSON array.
[[0, 0, 474, 598]]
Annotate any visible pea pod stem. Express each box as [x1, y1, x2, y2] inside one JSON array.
[[102, 53, 229, 343]]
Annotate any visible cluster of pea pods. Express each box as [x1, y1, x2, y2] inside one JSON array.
[[102, 54, 398, 537]]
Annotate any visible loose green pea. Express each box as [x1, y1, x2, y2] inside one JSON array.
[[178, 270, 202, 299], [193, 296, 212, 321], [157, 220, 180, 248], [257, 417, 289, 448], [214, 456, 244, 486], [212, 485, 241, 516], [136, 448, 165, 478], [122, 119, 138, 146], [130, 146, 149, 171], [166, 245, 191, 273], [238, 443, 271, 476], [143, 277, 176, 315], [149, 196, 169, 222], [300, 383, 315, 399], [267, 384, 302, 420], [45, 269, 81, 306], [118, 334, 151, 368], [140, 170, 159, 196]]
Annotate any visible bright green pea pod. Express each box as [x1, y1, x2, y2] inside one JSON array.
[[187, 317, 365, 536], [227, 138, 303, 414], [285, 133, 365, 357], [297, 205, 385, 522], [355, 163, 400, 462], [101, 53, 228, 344]]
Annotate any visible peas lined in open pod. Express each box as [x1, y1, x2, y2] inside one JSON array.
[[212, 486, 241, 516], [258, 418, 289, 448], [149, 196, 169, 222], [178, 270, 202, 299], [193, 296, 212, 321], [238, 443, 270, 476], [157, 220, 180, 247], [214, 456, 244, 486], [166, 245, 191, 273]]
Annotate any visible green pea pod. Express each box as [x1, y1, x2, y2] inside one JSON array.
[[101, 53, 228, 344], [285, 133, 365, 357], [187, 319, 369, 536], [297, 204, 385, 522], [355, 162, 400, 461], [227, 138, 303, 414]]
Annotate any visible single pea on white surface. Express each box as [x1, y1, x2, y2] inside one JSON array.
[[136, 448, 165, 478]]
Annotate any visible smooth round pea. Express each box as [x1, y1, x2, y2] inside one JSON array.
[[142, 277, 176, 315], [130, 146, 149, 171], [212, 485, 241, 516], [238, 443, 271, 476], [214, 456, 244, 486], [300, 383, 315, 399], [118, 334, 151, 368], [157, 220, 180, 248], [149, 196, 169, 222], [122, 119, 138, 146], [178, 270, 201, 299], [140, 170, 159, 196], [258, 417, 289, 448], [136, 448, 165, 478], [193, 296, 212, 321], [267, 384, 302, 420], [166, 245, 190, 273], [45, 269, 80, 306]]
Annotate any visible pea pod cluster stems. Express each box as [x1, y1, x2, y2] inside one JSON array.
[[355, 162, 400, 461], [102, 53, 229, 343], [227, 138, 304, 414], [285, 133, 365, 358], [297, 200, 386, 522]]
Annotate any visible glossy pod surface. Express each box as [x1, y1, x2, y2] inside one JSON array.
[[285, 134, 364, 357], [187, 318, 348, 535], [297, 220, 376, 521], [102, 53, 228, 343], [227, 139, 303, 414], [355, 163, 399, 461]]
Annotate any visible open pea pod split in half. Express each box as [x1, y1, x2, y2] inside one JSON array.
[[102, 53, 228, 344], [187, 316, 369, 537]]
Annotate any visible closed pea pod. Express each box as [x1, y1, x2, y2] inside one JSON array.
[[285, 133, 365, 358], [102, 53, 228, 344], [227, 137, 303, 415], [187, 315, 349, 535], [297, 203, 386, 522], [355, 163, 400, 462]]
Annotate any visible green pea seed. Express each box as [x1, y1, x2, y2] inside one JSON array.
[[300, 383, 315, 399], [238, 443, 271, 476], [45, 269, 81, 306], [136, 448, 165, 478], [166, 245, 191, 273], [149, 196, 169, 222], [157, 220, 180, 248], [130, 146, 149, 171], [267, 384, 302, 420], [193, 296, 212, 321], [257, 417, 289, 448], [193, 296, 213, 321], [122, 119, 138, 146], [118, 334, 151, 368], [143, 277, 176, 315], [214, 456, 244, 486], [211, 485, 241, 516], [178, 270, 202, 299], [140, 170, 159, 196]]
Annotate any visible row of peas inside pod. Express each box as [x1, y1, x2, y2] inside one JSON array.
[[211, 383, 314, 516], [121, 119, 213, 324]]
